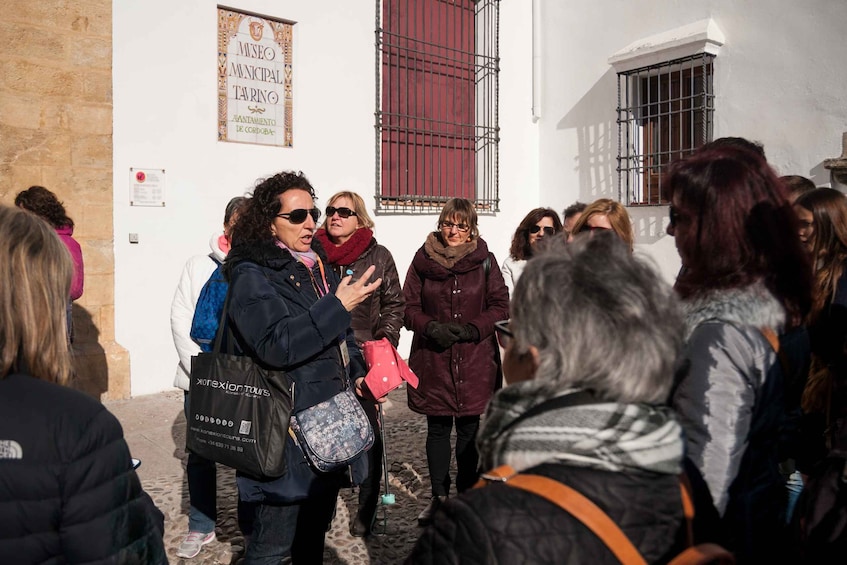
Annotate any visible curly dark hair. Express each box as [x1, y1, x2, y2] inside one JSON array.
[[14, 186, 73, 229], [229, 171, 316, 247], [509, 208, 563, 261]]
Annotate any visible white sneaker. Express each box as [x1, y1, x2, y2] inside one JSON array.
[[176, 531, 216, 559]]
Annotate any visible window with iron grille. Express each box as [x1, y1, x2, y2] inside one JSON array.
[[375, 0, 499, 213], [616, 53, 714, 205]]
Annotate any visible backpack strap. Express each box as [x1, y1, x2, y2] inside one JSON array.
[[477, 465, 647, 565], [477, 465, 736, 565]]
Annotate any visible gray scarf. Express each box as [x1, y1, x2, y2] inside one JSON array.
[[478, 382, 684, 475]]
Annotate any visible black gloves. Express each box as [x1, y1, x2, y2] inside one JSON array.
[[426, 322, 480, 348], [452, 323, 480, 343], [426, 322, 460, 349]]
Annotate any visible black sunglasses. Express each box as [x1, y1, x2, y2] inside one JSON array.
[[276, 208, 321, 224], [326, 206, 357, 219], [494, 319, 513, 349], [582, 225, 611, 233], [530, 225, 556, 236]]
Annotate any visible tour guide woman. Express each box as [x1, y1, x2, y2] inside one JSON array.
[[224, 171, 381, 563], [404, 197, 510, 525]]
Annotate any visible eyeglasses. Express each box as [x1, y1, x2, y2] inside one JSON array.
[[494, 319, 513, 349], [530, 225, 556, 236], [440, 221, 470, 233], [276, 208, 321, 224], [326, 206, 357, 219], [582, 225, 611, 233]]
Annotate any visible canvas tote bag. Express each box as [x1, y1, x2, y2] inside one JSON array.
[[187, 291, 292, 479]]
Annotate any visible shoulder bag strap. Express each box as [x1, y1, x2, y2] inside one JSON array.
[[478, 465, 647, 565], [212, 288, 232, 355], [479, 466, 735, 565], [759, 326, 792, 377]]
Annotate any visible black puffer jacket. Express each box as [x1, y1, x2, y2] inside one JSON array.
[[0, 373, 166, 564], [407, 462, 715, 565]]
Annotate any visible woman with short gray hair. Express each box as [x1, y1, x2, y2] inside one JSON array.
[[407, 233, 720, 564]]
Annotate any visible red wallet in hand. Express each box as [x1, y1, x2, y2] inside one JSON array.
[[362, 338, 420, 399]]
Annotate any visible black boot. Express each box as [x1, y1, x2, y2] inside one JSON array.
[[417, 495, 448, 527], [350, 508, 371, 537]]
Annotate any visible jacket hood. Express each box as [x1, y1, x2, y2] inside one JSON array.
[[413, 236, 491, 280], [682, 280, 786, 338], [208, 231, 227, 263]]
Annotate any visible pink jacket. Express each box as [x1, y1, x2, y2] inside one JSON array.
[[56, 225, 84, 300]]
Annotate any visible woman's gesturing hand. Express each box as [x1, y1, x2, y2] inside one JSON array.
[[336, 264, 382, 312]]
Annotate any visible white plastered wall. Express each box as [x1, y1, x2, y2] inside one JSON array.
[[113, 1, 536, 395], [535, 0, 847, 283]]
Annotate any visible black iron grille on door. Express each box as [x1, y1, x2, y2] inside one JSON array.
[[616, 53, 714, 205], [376, 0, 500, 213]]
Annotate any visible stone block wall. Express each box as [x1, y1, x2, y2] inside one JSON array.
[[0, 0, 130, 399]]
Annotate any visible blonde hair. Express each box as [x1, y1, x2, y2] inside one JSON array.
[[321, 191, 375, 230], [0, 206, 73, 384], [571, 198, 634, 252]]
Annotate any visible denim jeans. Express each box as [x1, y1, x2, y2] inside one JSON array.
[[244, 486, 339, 564], [425, 415, 481, 496], [184, 392, 216, 533], [785, 470, 804, 524]]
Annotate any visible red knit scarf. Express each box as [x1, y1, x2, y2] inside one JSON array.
[[315, 227, 374, 266]]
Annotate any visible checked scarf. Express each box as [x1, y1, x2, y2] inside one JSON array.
[[478, 382, 684, 476]]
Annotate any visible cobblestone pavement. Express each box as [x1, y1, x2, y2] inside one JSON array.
[[114, 387, 432, 564]]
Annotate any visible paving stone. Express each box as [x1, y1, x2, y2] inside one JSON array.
[[114, 388, 438, 564]]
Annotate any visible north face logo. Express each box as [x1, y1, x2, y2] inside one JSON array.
[[0, 440, 23, 459]]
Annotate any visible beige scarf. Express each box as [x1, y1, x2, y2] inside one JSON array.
[[424, 232, 478, 269]]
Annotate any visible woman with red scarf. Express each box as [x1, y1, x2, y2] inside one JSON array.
[[315, 190, 405, 536]]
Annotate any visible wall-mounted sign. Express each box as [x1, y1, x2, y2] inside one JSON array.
[[217, 6, 294, 147], [129, 168, 166, 207]]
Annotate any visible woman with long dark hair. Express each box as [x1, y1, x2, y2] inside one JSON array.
[[666, 142, 812, 563], [794, 188, 847, 464], [501, 207, 563, 295], [224, 171, 381, 562], [404, 198, 510, 526]]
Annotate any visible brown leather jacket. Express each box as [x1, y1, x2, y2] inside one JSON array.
[[327, 239, 405, 347]]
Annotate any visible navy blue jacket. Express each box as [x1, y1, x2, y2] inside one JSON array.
[[224, 239, 367, 502]]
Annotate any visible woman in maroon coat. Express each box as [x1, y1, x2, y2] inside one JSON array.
[[403, 198, 510, 526]]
